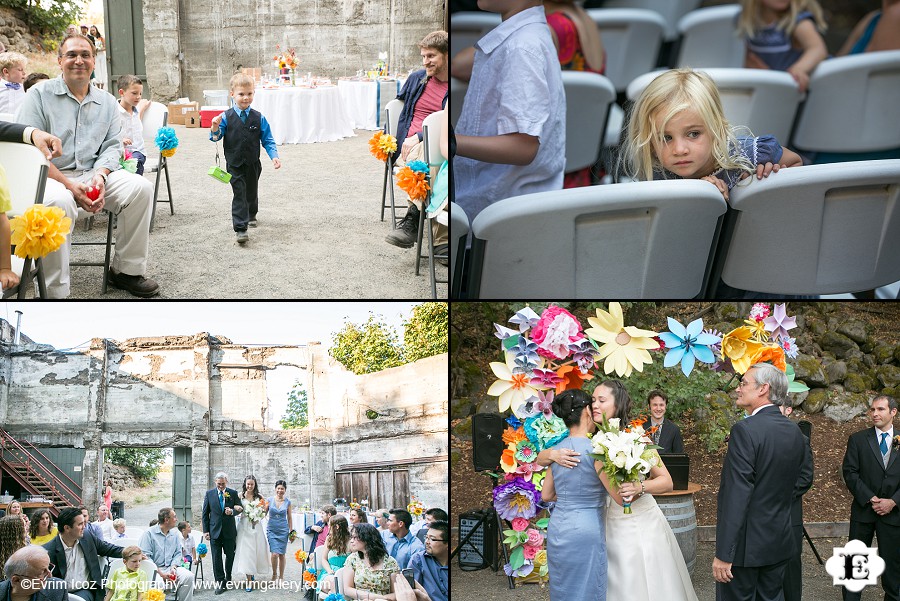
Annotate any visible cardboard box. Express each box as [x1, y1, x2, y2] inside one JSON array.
[[185, 111, 201, 128], [167, 101, 199, 125]]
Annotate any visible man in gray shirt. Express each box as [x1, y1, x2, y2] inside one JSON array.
[[16, 33, 159, 297]]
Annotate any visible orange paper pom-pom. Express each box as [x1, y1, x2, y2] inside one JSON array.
[[369, 131, 391, 162], [396, 166, 430, 201]]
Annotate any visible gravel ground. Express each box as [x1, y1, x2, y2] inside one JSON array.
[[63, 123, 446, 298]]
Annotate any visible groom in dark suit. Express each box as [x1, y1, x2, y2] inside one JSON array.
[[647, 390, 684, 453], [842, 394, 900, 601], [202, 471, 243, 595], [713, 362, 805, 601]]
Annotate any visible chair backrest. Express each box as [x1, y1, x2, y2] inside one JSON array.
[[603, 0, 703, 40], [114, 537, 141, 549], [0, 141, 49, 214], [469, 179, 728, 298], [422, 110, 445, 167], [141, 101, 168, 141], [450, 203, 469, 298], [586, 9, 666, 93], [384, 98, 403, 137], [449, 77, 466, 129], [626, 68, 801, 142], [675, 4, 744, 69], [790, 50, 900, 153], [450, 12, 502, 59], [561, 71, 616, 172], [711, 160, 900, 295], [333, 566, 347, 595]]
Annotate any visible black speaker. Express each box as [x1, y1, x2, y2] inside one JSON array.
[[458, 510, 498, 570], [472, 413, 506, 471], [660, 453, 689, 490], [798, 420, 812, 441]]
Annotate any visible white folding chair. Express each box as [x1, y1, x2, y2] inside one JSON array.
[[333, 566, 347, 596], [561, 71, 616, 173], [380, 98, 405, 226], [0, 141, 49, 299], [626, 68, 801, 143], [450, 12, 502, 59], [141, 101, 174, 231], [468, 179, 728, 298], [106, 558, 164, 597], [674, 4, 744, 69], [790, 50, 900, 154], [603, 0, 703, 41], [586, 8, 667, 93], [414, 110, 447, 298], [450, 203, 469, 299], [449, 77, 466, 129], [707, 160, 900, 296], [0, 112, 15, 122]]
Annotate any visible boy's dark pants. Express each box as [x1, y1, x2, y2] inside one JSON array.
[[132, 150, 146, 176], [227, 161, 261, 232]]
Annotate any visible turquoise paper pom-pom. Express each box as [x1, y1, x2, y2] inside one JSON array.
[[155, 127, 179, 151], [407, 160, 428, 174]]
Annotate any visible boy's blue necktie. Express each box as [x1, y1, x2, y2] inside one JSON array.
[[239, 110, 247, 123]]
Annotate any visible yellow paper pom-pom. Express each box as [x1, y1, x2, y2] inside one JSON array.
[[369, 131, 388, 161], [378, 134, 397, 156], [161, 148, 177, 158], [145, 589, 165, 601], [10, 205, 72, 259], [294, 549, 308, 563], [396, 166, 430, 201]]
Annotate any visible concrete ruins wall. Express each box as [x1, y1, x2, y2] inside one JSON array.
[[142, 0, 446, 103], [0, 332, 447, 519]]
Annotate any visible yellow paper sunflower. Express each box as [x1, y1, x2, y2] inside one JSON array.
[[378, 133, 397, 156], [720, 326, 765, 374], [10, 205, 72, 259], [396, 166, 430, 201], [584, 302, 659, 377]]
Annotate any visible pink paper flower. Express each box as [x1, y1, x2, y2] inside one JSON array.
[[522, 544, 539, 560], [510, 517, 529, 532], [531, 306, 584, 360], [749, 303, 771, 322], [525, 528, 543, 547]]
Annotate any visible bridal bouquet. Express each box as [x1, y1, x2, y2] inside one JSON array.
[[245, 497, 269, 529], [589, 415, 660, 514]]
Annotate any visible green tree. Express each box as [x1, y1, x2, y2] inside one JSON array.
[[329, 314, 404, 375], [104, 448, 166, 483], [402, 302, 448, 362], [0, 0, 83, 40], [280, 381, 309, 429]]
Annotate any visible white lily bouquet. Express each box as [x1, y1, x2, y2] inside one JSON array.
[[589, 415, 661, 514], [245, 497, 269, 529]]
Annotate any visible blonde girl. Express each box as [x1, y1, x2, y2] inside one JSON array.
[[739, 0, 828, 92], [620, 68, 802, 200]]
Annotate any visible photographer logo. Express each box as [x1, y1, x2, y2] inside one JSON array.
[[826, 539, 886, 593]]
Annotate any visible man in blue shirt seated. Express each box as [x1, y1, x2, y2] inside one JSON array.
[[384, 508, 425, 570], [413, 508, 448, 544], [408, 520, 448, 601], [139, 507, 194, 601]]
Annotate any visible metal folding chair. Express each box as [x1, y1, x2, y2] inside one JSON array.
[[380, 98, 404, 227], [142, 101, 175, 231]]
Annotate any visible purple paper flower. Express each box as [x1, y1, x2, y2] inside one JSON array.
[[493, 323, 519, 341], [568, 338, 600, 374], [517, 396, 540, 419], [503, 561, 534, 578], [530, 368, 563, 390], [763, 303, 797, 342], [509, 308, 540, 333], [533, 389, 554, 417], [493, 477, 540, 521]]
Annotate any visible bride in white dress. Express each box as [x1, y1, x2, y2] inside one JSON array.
[[233, 475, 271, 588], [546, 380, 699, 601]]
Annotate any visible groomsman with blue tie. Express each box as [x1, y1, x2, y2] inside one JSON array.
[[842, 395, 900, 601]]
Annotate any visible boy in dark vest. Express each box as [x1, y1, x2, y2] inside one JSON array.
[[210, 73, 281, 244]]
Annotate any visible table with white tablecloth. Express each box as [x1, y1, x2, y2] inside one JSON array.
[[251, 86, 355, 144], [337, 79, 402, 130]]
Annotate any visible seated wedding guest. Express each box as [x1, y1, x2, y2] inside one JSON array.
[[0, 514, 28, 572], [28, 509, 58, 546], [177, 521, 196, 566], [139, 508, 194, 601], [0, 52, 27, 115], [6, 501, 21, 517], [16, 32, 159, 298], [342, 523, 400, 600], [838, 0, 900, 55], [79, 508, 102, 542], [315, 515, 351, 595], [385, 509, 424, 570], [93, 504, 114, 541], [0, 545, 67, 601], [23, 72, 49, 92], [43, 506, 123, 601], [349, 508, 368, 526], [306, 505, 336, 555], [647, 390, 685, 454], [112, 519, 127, 539], [414, 508, 448, 543], [407, 520, 448, 601], [104, 545, 145, 601]]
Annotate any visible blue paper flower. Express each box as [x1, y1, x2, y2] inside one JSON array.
[[155, 126, 179, 151], [506, 414, 522, 429], [407, 160, 429, 174], [196, 543, 208, 555], [511, 336, 540, 376], [509, 307, 540, 333], [524, 413, 568, 452], [658, 317, 721, 377], [324, 594, 344, 601]]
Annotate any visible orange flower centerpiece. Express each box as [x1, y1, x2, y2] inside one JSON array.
[[273, 44, 299, 72]]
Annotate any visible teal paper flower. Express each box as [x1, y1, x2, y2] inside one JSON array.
[[524, 413, 568, 452], [515, 439, 538, 463], [407, 160, 429, 174], [658, 317, 721, 377]]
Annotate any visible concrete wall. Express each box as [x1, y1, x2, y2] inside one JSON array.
[[0, 332, 447, 520], [142, 0, 446, 103]]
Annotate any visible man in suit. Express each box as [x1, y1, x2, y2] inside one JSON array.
[[842, 394, 900, 601], [43, 506, 123, 601], [202, 471, 243, 595], [647, 389, 684, 453], [779, 403, 814, 601], [714, 362, 805, 601], [0, 546, 67, 601], [0, 120, 61, 160]]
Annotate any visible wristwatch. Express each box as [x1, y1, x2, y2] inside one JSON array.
[[97, 171, 108, 183]]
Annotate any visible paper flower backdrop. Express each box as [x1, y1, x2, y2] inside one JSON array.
[[10, 205, 72, 259], [584, 303, 660, 377]]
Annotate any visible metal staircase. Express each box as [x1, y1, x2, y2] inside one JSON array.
[[0, 428, 82, 515]]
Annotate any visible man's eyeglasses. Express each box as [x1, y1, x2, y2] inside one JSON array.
[[62, 52, 94, 60], [14, 563, 53, 579], [424, 536, 447, 543], [738, 379, 758, 388]]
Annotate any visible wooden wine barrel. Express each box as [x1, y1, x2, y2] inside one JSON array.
[[655, 482, 701, 575]]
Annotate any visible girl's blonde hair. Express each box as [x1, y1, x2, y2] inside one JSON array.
[[121, 545, 143, 561], [737, 0, 827, 39], [620, 68, 754, 182]]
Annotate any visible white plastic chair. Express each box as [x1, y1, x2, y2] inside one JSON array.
[[141, 101, 174, 231], [562, 71, 617, 173], [107, 557, 160, 594], [414, 110, 447, 298], [333, 566, 347, 596], [0, 141, 49, 299], [626, 68, 802, 143], [0, 112, 15, 122], [449, 77, 466, 129], [790, 50, 900, 153], [380, 98, 404, 226], [468, 179, 728, 298], [450, 12, 502, 59], [603, 0, 703, 41], [586, 8, 667, 93], [708, 160, 900, 296], [674, 4, 744, 69], [450, 202, 469, 299]]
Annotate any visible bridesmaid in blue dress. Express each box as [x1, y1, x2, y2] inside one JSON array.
[[266, 480, 293, 580], [540, 389, 608, 601]]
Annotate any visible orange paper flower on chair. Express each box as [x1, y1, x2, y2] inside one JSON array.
[[396, 166, 430, 201]]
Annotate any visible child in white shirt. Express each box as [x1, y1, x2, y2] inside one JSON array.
[[0, 52, 27, 115], [116, 74, 149, 174]]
